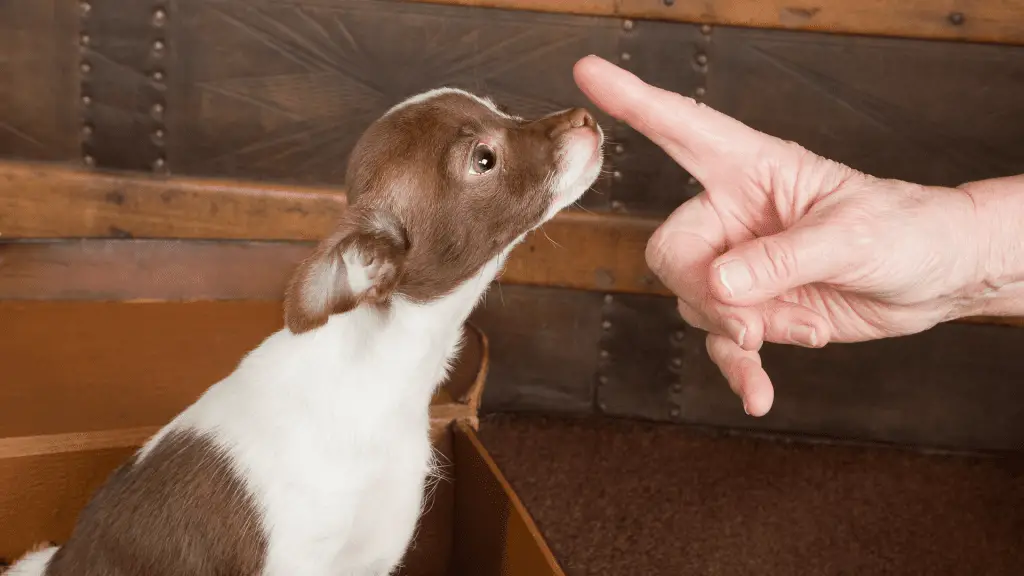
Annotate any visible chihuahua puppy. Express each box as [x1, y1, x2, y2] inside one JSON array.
[[5, 87, 603, 576]]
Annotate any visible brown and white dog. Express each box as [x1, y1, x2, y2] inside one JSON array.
[[4, 87, 604, 576]]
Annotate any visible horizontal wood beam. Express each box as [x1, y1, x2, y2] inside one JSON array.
[[402, 0, 1024, 46], [0, 159, 665, 295], [0, 159, 1019, 327]]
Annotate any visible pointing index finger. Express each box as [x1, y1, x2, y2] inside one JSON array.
[[572, 55, 770, 184]]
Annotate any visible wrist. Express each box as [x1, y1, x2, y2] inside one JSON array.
[[952, 175, 1024, 320]]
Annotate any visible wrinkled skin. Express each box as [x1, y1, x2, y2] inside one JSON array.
[[573, 55, 986, 417]]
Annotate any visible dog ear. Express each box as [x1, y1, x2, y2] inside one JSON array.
[[284, 208, 408, 334]]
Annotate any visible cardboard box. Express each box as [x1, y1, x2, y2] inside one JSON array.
[[0, 302, 563, 575]]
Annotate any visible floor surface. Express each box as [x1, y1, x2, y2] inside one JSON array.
[[477, 413, 1024, 576]]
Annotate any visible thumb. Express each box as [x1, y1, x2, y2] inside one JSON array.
[[708, 224, 853, 306]]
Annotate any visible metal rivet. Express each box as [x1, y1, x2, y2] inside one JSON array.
[[604, 294, 614, 305], [80, 61, 91, 74], [670, 408, 681, 418], [80, 2, 91, 16], [671, 357, 683, 368], [80, 33, 90, 46], [672, 383, 683, 393], [151, 70, 164, 82], [621, 52, 631, 62], [611, 200, 625, 212], [598, 375, 609, 386], [153, 157, 166, 171], [614, 143, 625, 154], [153, 39, 165, 52], [672, 330, 685, 342], [949, 12, 965, 26], [154, 128, 165, 139], [598, 402, 608, 412], [82, 95, 92, 106], [151, 103, 164, 118], [602, 320, 612, 330], [695, 53, 708, 66], [695, 86, 706, 97], [622, 19, 634, 31], [83, 155, 95, 167], [687, 176, 697, 185], [600, 350, 610, 360], [81, 124, 93, 138], [153, 8, 167, 27], [701, 24, 712, 35], [612, 170, 622, 181]]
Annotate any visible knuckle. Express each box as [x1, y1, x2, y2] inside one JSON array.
[[756, 237, 798, 283]]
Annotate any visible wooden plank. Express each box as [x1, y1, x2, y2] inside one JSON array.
[[1, 160, 1021, 328], [469, 285, 604, 415], [0, 301, 484, 439], [402, 0, 1024, 46], [704, 26, 1024, 189], [0, 160, 346, 240], [0, 424, 462, 572], [0, 0, 78, 162], [450, 421, 564, 576]]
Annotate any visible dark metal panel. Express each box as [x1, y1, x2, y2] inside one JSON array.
[[167, 0, 621, 209], [80, 1, 170, 172], [676, 317, 1024, 453], [469, 284, 603, 415], [704, 26, 1024, 187], [0, 0, 79, 162], [596, 293, 686, 420], [608, 18, 704, 216]]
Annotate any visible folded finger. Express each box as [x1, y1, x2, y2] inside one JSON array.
[[706, 333, 775, 416]]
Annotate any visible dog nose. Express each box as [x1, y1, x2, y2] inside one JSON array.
[[568, 108, 595, 129], [547, 107, 597, 138]]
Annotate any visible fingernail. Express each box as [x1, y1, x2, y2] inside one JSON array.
[[743, 401, 750, 415], [788, 324, 819, 347], [717, 260, 753, 298], [725, 317, 747, 348]]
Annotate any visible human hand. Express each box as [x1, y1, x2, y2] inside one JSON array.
[[573, 55, 985, 417]]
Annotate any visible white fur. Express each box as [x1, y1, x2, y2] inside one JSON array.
[[3, 548, 57, 575], [7, 89, 601, 576], [382, 86, 520, 121]]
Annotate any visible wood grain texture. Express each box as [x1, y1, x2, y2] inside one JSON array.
[[469, 285, 604, 415], [450, 421, 564, 576], [704, 26, 1024, 188], [401, 0, 1024, 45], [79, 0, 168, 171], [0, 160, 347, 240], [0, 0, 78, 161], [0, 301, 486, 439], [167, 0, 618, 209], [0, 446, 139, 562]]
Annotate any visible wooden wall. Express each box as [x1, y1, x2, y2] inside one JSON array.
[[2, 0, 1023, 453]]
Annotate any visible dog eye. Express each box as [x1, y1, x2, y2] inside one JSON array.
[[470, 144, 496, 174]]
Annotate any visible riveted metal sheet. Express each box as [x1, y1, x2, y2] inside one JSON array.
[[595, 292, 687, 421]]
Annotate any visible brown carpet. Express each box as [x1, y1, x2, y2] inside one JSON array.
[[476, 413, 1024, 576]]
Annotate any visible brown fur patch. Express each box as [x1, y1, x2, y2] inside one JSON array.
[[285, 91, 599, 333], [41, 430, 267, 576]]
